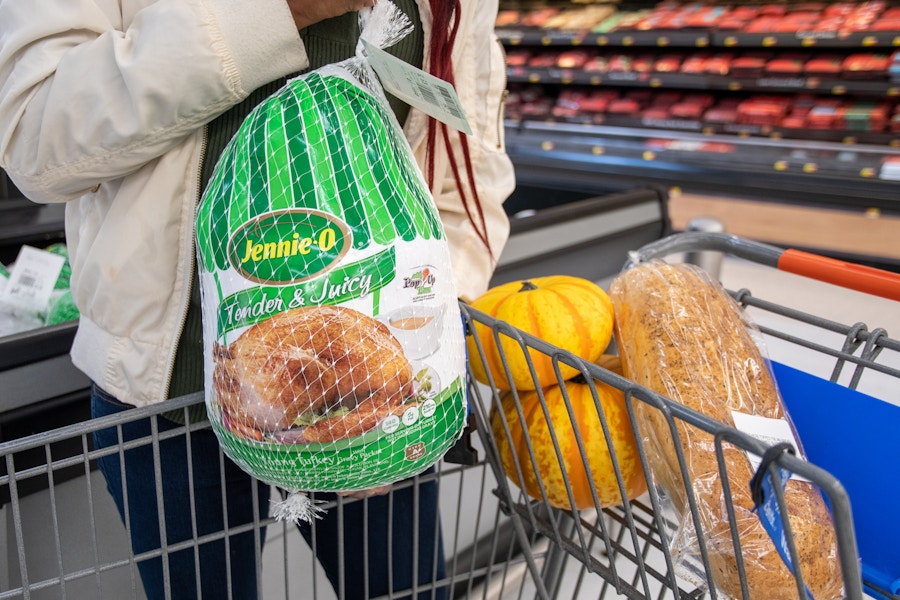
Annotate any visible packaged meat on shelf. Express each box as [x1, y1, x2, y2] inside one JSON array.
[[496, 0, 900, 206]]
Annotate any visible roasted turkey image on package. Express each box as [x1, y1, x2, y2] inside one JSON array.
[[213, 305, 417, 444]]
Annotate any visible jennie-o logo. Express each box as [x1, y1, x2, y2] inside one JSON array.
[[229, 209, 351, 284], [403, 266, 436, 297]]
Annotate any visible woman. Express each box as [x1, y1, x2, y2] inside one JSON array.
[[0, 0, 514, 598]]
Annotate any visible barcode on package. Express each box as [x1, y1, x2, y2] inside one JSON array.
[[413, 73, 463, 120], [414, 77, 439, 106], [362, 39, 471, 135], [437, 86, 463, 119]]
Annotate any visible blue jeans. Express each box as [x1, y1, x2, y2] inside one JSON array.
[[91, 386, 447, 600]]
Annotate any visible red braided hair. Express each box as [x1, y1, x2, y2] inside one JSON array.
[[425, 0, 493, 256]]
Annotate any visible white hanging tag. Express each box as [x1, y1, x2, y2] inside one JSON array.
[[361, 38, 472, 135], [730, 411, 810, 483], [0, 246, 65, 314]]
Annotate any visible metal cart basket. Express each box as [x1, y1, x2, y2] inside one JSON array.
[[1, 231, 898, 600]]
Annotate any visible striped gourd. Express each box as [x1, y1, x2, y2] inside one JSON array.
[[467, 276, 616, 390]]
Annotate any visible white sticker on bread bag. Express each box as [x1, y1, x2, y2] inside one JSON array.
[[730, 411, 810, 482]]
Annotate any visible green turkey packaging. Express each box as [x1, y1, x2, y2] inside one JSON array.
[[195, 5, 467, 509]]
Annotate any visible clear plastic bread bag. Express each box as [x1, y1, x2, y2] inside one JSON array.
[[194, 2, 467, 522], [608, 259, 845, 600]]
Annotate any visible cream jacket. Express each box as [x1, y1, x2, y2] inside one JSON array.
[[0, 0, 514, 407]]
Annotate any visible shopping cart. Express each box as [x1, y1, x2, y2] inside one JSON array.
[[462, 231, 899, 600], [1, 231, 897, 600]]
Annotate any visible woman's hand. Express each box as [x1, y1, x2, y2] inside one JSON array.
[[336, 484, 392, 500], [285, 0, 377, 30]]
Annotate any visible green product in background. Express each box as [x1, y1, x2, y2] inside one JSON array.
[[45, 290, 79, 325], [44, 243, 71, 290]]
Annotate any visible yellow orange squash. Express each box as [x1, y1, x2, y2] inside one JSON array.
[[491, 377, 647, 511], [467, 276, 614, 390]]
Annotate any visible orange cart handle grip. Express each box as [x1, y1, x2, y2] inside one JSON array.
[[778, 249, 900, 302]]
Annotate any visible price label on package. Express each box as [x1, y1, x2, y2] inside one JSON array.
[[731, 410, 810, 482], [0, 245, 65, 314], [361, 38, 472, 135]]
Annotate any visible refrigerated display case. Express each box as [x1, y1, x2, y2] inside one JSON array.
[[0, 168, 88, 470], [504, 120, 899, 211], [497, 0, 900, 213], [0, 171, 66, 265]]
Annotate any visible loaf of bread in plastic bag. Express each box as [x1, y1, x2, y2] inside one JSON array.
[[609, 260, 844, 600]]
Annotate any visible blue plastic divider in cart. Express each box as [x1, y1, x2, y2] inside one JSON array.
[[774, 362, 900, 600]]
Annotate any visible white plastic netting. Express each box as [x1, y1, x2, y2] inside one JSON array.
[[194, 3, 467, 505]]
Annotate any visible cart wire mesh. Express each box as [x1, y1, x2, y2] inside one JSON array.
[[2, 231, 896, 600]]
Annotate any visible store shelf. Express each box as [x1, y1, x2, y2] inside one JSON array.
[[497, 27, 900, 50], [509, 66, 900, 98], [0, 321, 77, 373], [498, 0, 900, 212], [513, 109, 900, 147], [504, 120, 900, 210], [713, 30, 900, 49], [0, 321, 87, 413], [499, 27, 712, 48]]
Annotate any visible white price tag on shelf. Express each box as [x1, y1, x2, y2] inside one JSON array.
[[361, 38, 472, 135], [0, 245, 65, 314], [880, 157, 900, 181]]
